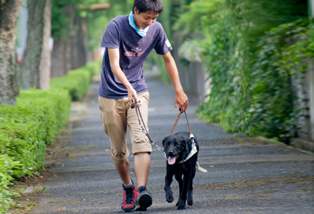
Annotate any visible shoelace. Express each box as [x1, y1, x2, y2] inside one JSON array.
[[125, 188, 133, 204], [138, 186, 146, 193]]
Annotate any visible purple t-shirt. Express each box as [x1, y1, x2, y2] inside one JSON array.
[[98, 15, 173, 99]]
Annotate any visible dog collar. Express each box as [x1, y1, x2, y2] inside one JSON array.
[[179, 140, 198, 163]]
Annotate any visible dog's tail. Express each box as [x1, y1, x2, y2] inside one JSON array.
[[196, 162, 208, 173]]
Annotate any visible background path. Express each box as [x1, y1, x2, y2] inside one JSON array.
[[29, 72, 314, 214]]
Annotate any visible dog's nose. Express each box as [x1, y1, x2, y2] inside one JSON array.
[[168, 151, 174, 156]]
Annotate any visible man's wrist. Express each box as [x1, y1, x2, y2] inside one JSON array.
[[175, 87, 184, 94]]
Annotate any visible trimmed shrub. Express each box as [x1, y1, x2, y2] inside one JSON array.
[[50, 61, 101, 101], [50, 68, 91, 101], [0, 89, 70, 212], [0, 154, 20, 213], [0, 89, 71, 178], [0, 61, 99, 212]]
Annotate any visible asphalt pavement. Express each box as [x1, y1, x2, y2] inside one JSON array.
[[29, 71, 314, 214]]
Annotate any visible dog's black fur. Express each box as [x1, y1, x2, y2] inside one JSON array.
[[162, 131, 199, 210]]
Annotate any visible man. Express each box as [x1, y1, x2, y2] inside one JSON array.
[[98, 0, 188, 212]]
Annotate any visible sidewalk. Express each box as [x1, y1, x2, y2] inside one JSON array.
[[29, 71, 314, 214]]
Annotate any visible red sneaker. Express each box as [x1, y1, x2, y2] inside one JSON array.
[[121, 183, 138, 212], [135, 186, 152, 211]]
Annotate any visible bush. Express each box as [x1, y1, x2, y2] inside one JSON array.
[[0, 89, 71, 179], [0, 61, 100, 213], [0, 154, 20, 213], [50, 61, 101, 101], [51, 68, 91, 101], [176, 0, 310, 142]]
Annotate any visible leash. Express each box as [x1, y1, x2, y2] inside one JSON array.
[[169, 110, 197, 163], [131, 100, 163, 151], [169, 109, 208, 173], [132, 100, 207, 173]]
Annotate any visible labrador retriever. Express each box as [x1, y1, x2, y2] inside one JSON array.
[[162, 131, 199, 210]]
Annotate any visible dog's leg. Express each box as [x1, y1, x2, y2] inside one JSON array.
[[175, 173, 183, 207], [176, 172, 189, 210], [187, 167, 196, 206], [164, 165, 175, 203]]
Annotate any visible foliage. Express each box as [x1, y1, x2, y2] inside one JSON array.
[[173, 0, 220, 34], [0, 155, 20, 213], [178, 39, 205, 63], [249, 18, 314, 142], [0, 88, 70, 212], [176, 0, 310, 142], [0, 89, 70, 178], [0, 61, 100, 212], [51, 0, 109, 39], [86, 0, 133, 50], [50, 61, 99, 101]]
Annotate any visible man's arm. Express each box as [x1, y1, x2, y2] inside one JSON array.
[[162, 52, 188, 112], [108, 48, 138, 102]]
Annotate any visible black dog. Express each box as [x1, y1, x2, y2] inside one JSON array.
[[162, 131, 199, 210]]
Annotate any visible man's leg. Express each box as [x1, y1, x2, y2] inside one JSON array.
[[134, 152, 150, 187], [127, 92, 153, 210], [114, 159, 131, 185], [98, 96, 136, 212]]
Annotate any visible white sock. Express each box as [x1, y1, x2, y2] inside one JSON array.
[[123, 180, 133, 188]]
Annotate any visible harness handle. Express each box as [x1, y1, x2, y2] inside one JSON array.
[[169, 109, 192, 136]]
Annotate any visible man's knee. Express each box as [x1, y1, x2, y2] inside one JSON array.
[[110, 149, 130, 164]]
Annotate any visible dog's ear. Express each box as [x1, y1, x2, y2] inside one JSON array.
[[162, 138, 165, 147], [185, 138, 191, 152], [182, 139, 188, 152]]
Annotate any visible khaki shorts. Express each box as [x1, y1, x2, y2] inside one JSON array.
[[98, 92, 152, 164]]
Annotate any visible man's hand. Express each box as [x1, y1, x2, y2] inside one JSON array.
[[175, 89, 188, 113], [127, 86, 138, 104]]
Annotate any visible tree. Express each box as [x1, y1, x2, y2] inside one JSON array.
[[19, 0, 51, 90], [0, 0, 23, 105], [51, 0, 110, 77], [39, 0, 51, 90]]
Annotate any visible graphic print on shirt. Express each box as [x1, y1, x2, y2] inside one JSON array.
[[124, 42, 146, 57]]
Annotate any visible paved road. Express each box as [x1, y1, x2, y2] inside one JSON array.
[[29, 72, 314, 214]]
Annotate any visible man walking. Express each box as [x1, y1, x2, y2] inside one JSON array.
[[98, 0, 188, 212]]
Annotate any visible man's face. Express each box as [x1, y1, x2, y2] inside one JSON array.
[[133, 7, 159, 30]]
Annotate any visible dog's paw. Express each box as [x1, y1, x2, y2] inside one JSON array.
[[177, 202, 186, 210], [187, 193, 193, 206], [187, 198, 193, 206], [165, 192, 174, 203], [176, 199, 186, 210]]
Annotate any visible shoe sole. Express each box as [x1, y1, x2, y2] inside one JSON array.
[[137, 192, 152, 208], [121, 206, 135, 212]]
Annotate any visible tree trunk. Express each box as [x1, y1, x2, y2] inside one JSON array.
[[19, 0, 46, 90], [51, 36, 67, 78], [39, 0, 51, 89], [51, 4, 75, 77], [0, 0, 23, 106], [71, 16, 88, 70]]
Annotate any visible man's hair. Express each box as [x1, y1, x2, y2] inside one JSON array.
[[133, 0, 163, 14]]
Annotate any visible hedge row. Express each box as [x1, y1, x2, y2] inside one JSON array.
[[0, 61, 101, 212], [51, 61, 101, 101]]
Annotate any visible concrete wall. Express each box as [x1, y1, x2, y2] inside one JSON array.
[[308, 61, 314, 141], [172, 33, 210, 104]]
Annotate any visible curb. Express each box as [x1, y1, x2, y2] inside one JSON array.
[[291, 138, 314, 153]]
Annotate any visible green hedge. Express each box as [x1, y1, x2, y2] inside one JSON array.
[[0, 89, 71, 212], [51, 68, 91, 101], [0, 61, 100, 212], [175, 0, 310, 142], [50, 60, 101, 101]]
